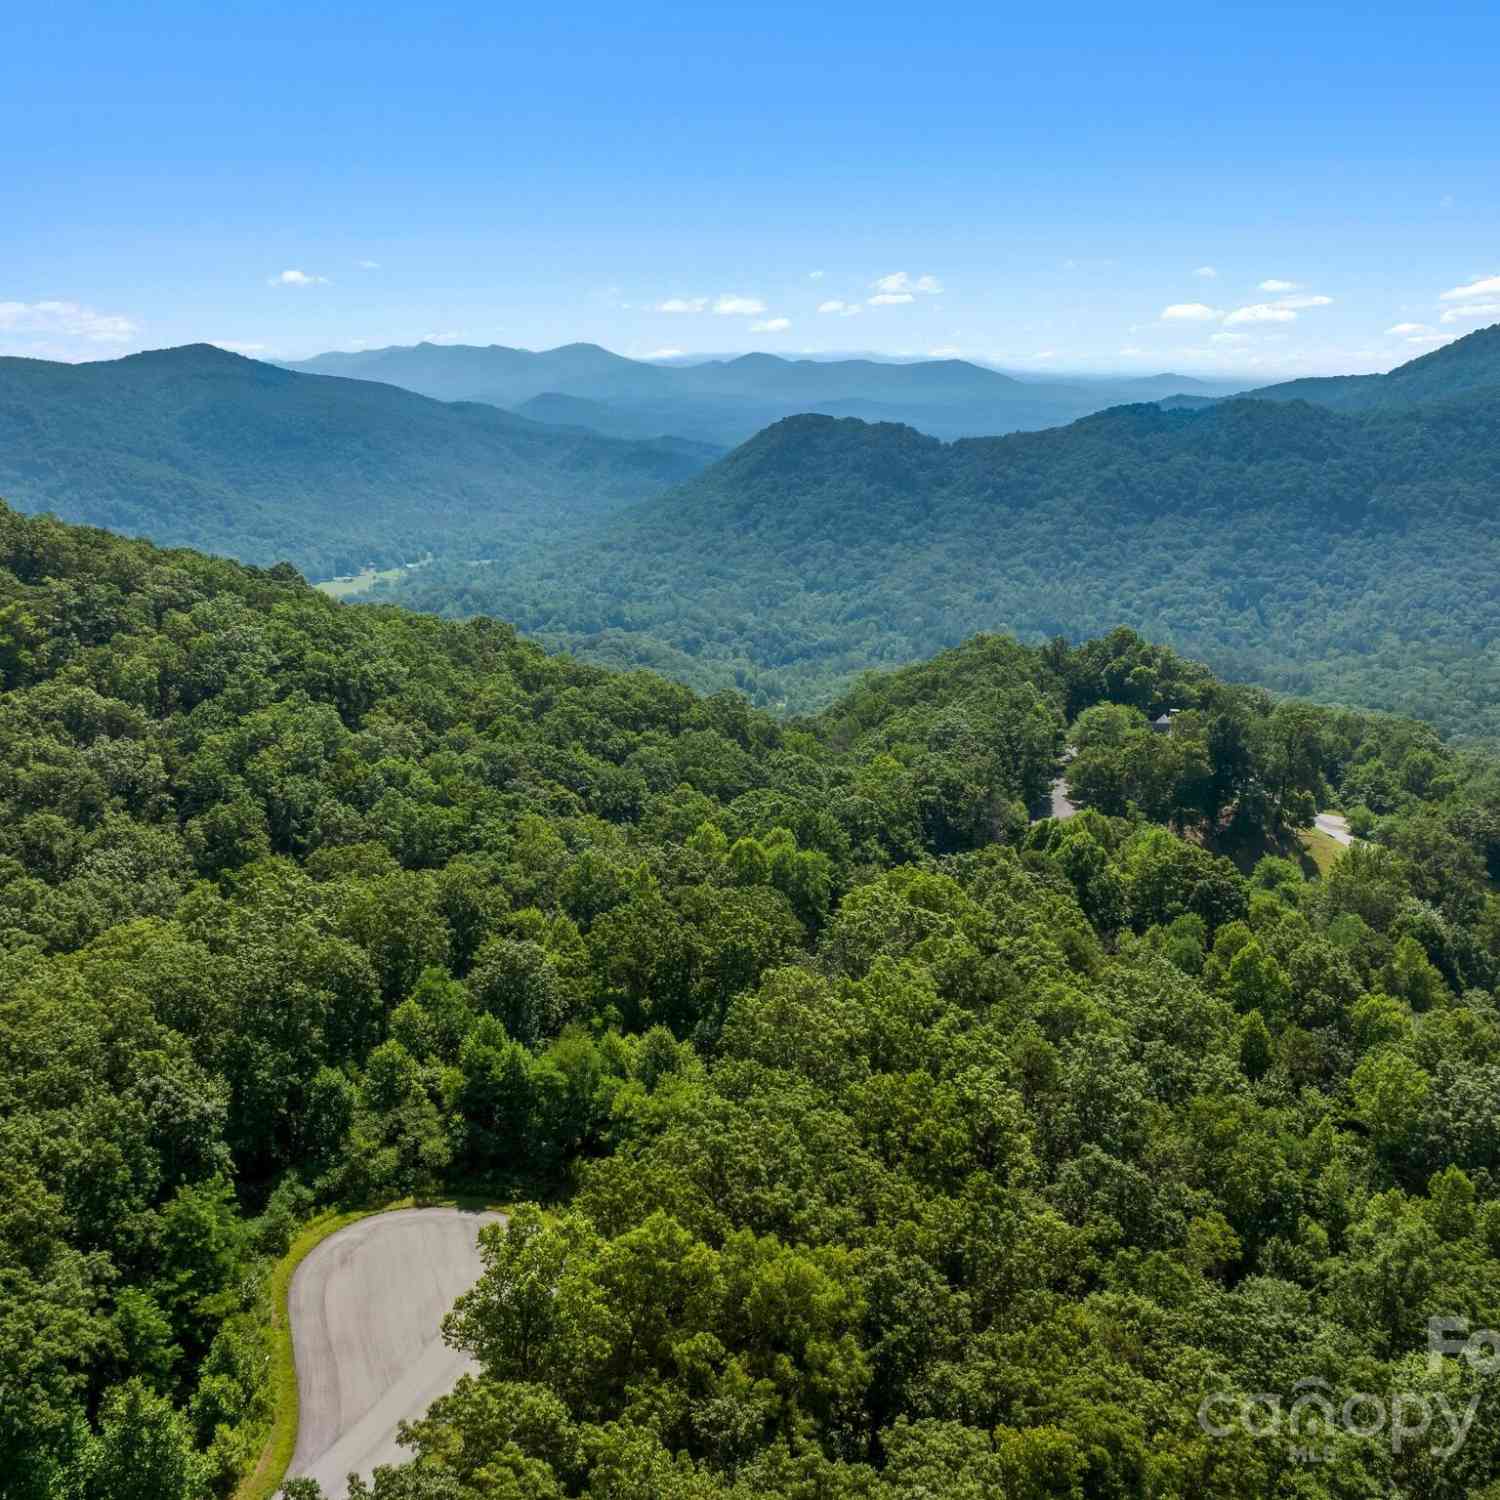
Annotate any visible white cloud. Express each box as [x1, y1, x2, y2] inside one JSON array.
[[1222, 294, 1331, 327], [656, 296, 708, 313], [927, 345, 963, 357], [714, 295, 766, 316], [1385, 322, 1427, 335], [268, 269, 329, 287], [870, 271, 943, 300], [1161, 302, 1220, 322], [751, 317, 791, 332], [808, 270, 825, 280], [1408, 333, 1455, 346], [641, 347, 684, 360], [1211, 331, 1251, 344], [818, 299, 861, 317], [1440, 301, 1500, 324], [1223, 304, 1298, 326], [420, 331, 463, 344], [0, 299, 138, 343], [1193, 266, 1218, 279], [357, 259, 381, 270], [1258, 279, 1300, 292], [1440, 275, 1500, 301]]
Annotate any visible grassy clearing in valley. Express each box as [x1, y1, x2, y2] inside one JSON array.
[[1298, 825, 1345, 878]]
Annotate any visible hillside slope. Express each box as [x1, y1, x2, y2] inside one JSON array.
[[6, 499, 1500, 1500], [384, 352, 1500, 735], [0, 345, 718, 575], [1250, 321, 1500, 411]]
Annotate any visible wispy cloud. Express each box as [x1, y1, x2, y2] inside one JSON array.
[[870, 273, 936, 298], [1160, 292, 1332, 331], [714, 294, 766, 316], [868, 271, 943, 306], [1193, 266, 1218, 279], [1222, 304, 1297, 326], [818, 299, 862, 317], [1440, 301, 1500, 325], [656, 296, 708, 313], [1222, 293, 1332, 326], [641, 347, 684, 360], [1161, 302, 1220, 322], [808, 270, 825, 280], [1385, 322, 1427, 335], [751, 317, 791, 332], [268, 269, 329, 287], [1440, 274, 1500, 301], [0, 299, 138, 343], [357, 259, 381, 270], [1258, 279, 1300, 292]]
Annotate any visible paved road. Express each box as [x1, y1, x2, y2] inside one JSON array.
[[1046, 748, 1079, 821], [1049, 776, 1079, 820], [1315, 811, 1355, 846], [288, 1207, 504, 1499]]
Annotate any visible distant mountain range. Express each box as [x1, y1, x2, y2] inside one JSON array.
[[0, 344, 718, 576], [5, 324, 1499, 736], [280, 342, 1252, 445], [378, 324, 1500, 738]]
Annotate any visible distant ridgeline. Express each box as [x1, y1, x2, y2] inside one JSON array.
[[280, 340, 1254, 446], [382, 324, 1500, 739], [4, 501, 1500, 1498], [3, 327, 1499, 738]]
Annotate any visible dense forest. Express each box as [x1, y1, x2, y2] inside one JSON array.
[[5, 501, 1500, 1498], [383, 334, 1500, 738], [0, 346, 717, 577]]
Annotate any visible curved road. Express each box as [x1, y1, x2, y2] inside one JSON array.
[[287, 1206, 505, 1499]]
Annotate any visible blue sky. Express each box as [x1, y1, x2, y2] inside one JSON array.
[[3, 0, 1498, 375]]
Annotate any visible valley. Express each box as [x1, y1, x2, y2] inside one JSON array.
[[378, 324, 1500, 740]]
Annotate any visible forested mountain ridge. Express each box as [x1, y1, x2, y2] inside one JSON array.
[[5, 504, 1500, 1498], [281, 340, 1252, 445], [384, 336, 1500, 736], [1249, 321, 1500, 412], [0, 345, 718, 577]]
